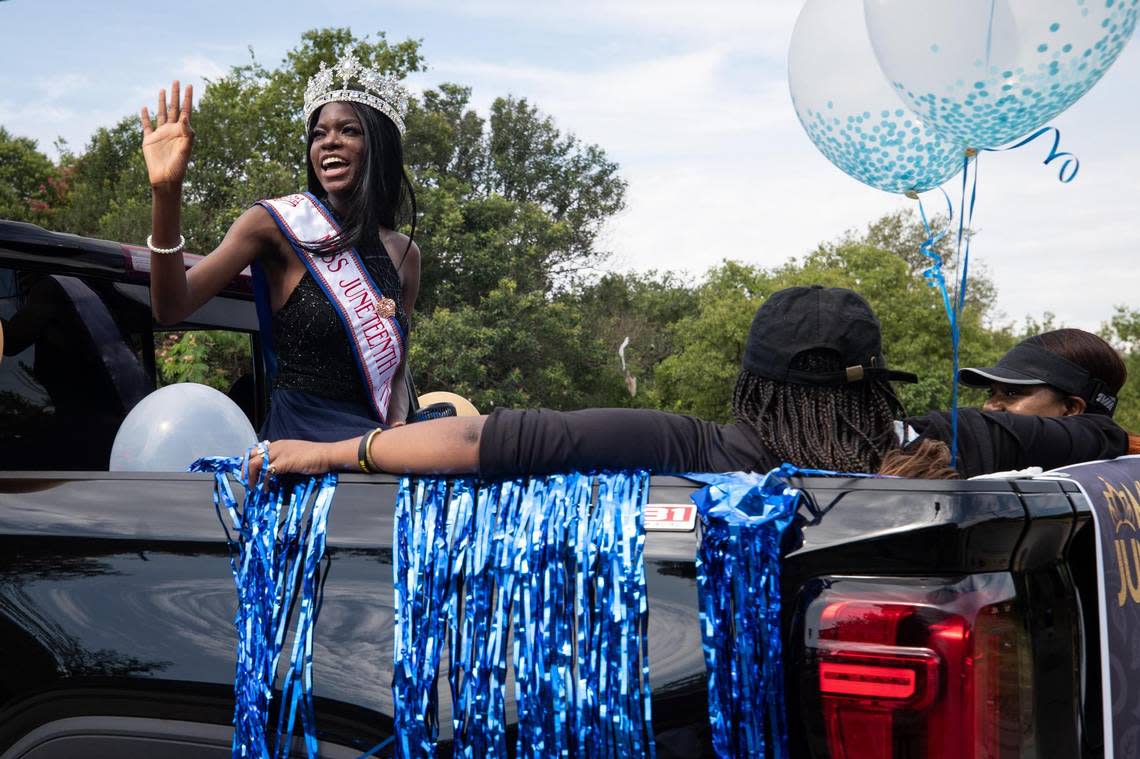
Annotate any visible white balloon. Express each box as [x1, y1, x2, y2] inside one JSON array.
[[864, 0, 1139, 148], [110, 383, 257, 471], [788, 0, 966, 194]]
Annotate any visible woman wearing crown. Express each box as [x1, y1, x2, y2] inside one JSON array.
[[139, 49, 420, 441]]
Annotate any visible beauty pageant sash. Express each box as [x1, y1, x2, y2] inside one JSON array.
[[256, 192, 404, 423]]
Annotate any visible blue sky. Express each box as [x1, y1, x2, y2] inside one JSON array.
[[2, 0, 1138, 330]]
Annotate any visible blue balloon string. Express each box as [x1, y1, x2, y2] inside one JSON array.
[[984, 0, 996, 68], [916, 188, 955, 324], [934, 127, 1075, 469], [944, 152, 972, 469], [987, 125, 1079, 183], [392, 472, 656, 759], [916, 183, 961, 467], [190, 452, 335, 759]]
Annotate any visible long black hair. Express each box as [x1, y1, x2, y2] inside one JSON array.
[[304, 101, 417, 263], [731, 350, 906, 472]]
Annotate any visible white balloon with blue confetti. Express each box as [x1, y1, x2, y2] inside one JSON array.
[[789, 0, 967, 195], [864, 0, 1139, 149]]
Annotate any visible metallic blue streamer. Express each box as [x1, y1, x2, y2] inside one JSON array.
[[191, 453, 335, 759], [392, 472, 655, 759], [450, 480, 514, 757], [391, 478, 451, 758], [688, 465, 882, 759]]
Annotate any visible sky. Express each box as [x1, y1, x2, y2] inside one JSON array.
[[1, 0, 1137, 331]]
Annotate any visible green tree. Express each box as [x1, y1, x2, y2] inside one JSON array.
[[405, 86, 626, 312], [831, 209, 997, 314], [647, 262, 771, 421], [1100, 306, 1140, 433], [53, 117, 153, 244], [410, 278, 622, 411], [573, 271, 699, 406], [652, 213, 1015, 423], [0, 128, 62, 224], [155, 330, 252, 390]]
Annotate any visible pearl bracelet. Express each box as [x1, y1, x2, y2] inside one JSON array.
[[146, 234, 186, 255]]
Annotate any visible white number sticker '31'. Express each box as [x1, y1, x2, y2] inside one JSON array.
[[644, 504, 697, 532]]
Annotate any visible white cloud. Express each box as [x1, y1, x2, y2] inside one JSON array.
[[407, 0, 799, 58], [426, 46, 790, 163], [180, 54, 229, 83], [36, 74, 90, 101], [0, 100, 101, 152]]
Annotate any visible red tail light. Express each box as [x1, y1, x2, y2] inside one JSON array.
[[801, 574, 1030, 759]]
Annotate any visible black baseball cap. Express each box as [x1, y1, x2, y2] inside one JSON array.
[[742, 285, 917, 386], [959, 341, 1118, 416]]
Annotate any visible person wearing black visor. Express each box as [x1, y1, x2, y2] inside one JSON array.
[[249, 287, 1131, 481], [960, 329, 1125, 418]]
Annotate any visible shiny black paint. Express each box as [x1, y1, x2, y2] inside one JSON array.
[[0, 472, 1098, 757], [0, 473, 711, 756], [0, 221, 252, 300]]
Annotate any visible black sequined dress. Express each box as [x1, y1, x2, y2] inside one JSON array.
[[259, 232, 408, 443]]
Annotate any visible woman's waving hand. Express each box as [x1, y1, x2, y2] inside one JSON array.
[[139, 80, 194, 189]]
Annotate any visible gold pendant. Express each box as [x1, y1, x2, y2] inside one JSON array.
[[376, 297, 397, 318]]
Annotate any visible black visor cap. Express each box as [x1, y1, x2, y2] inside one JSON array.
[[959, 342, 1118, 416]]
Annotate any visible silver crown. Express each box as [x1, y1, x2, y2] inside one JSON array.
[[303, 46, 410, 134]]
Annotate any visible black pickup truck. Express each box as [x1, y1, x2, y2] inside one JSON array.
[[0, 221, 1109, 758]]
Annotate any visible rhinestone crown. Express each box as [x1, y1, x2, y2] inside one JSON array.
[[303, 46, 410, 134]]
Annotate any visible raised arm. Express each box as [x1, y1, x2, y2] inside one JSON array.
[[140, 81, 276, 324]]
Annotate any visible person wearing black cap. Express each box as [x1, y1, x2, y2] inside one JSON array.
[[250, 287, 1130, 480], [960, 329, 1125, 418]]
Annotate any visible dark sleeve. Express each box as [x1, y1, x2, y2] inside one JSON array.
[[908, 409, 1129, 478], [478, 407, 772, 477]]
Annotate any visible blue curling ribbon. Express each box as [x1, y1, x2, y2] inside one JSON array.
[[688, 464, 883, 759], [986, 125, 1079, 183], [191, 452, 335, 759], [915, 183, 966, 468], [392, 472, 655, 759], [916, 188, 954, 330]]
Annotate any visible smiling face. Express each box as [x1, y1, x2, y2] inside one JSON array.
[[982, 382, 1077, 416], [308, 102, 366, 202]]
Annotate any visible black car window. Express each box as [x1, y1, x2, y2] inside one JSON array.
[[0, 268, 152, 470]]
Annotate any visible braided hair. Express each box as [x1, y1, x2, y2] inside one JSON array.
[[731, 350, 905, 472]]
